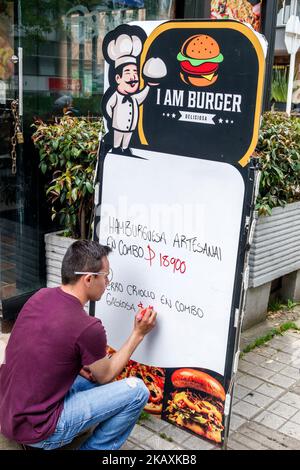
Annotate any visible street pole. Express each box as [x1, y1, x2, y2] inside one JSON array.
[[261, 0, 278, 112], [284, 15, 300, 116], [286, 52, 296, 115]]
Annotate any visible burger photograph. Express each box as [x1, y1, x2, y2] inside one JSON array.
[[162, 368, 226, 444], [177, 34, 224, 87]]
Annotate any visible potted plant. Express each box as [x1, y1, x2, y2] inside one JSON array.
[[243, 111, 300, 329], [32, 115, 104, 287], [271, 67, 288, 111]]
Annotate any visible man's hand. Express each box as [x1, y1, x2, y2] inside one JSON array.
[[87, 306, 158, 385], [134, 306, 157, 337]]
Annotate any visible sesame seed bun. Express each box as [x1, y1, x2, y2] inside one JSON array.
[[182, 35, 221, 61], [171, 368, 226, 402]]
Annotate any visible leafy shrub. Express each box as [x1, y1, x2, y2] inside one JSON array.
[[32, 116, 104, 239], [271, 67, 288, 103], [255, 112, 300, 216]]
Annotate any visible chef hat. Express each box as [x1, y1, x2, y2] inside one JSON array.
[[107, 34, 142, 68]]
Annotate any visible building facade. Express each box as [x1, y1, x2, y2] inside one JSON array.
[[274, 0, 300, 108], [0, 0, 277, 318]]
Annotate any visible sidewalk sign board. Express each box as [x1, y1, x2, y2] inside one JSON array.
[[93, 20, 265, 448]]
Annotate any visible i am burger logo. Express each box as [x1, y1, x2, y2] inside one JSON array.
[[177, 34, 224, 87]]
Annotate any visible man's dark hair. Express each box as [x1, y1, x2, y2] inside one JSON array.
[[61, 240, 112, 285], [115, 62, 136, 79]]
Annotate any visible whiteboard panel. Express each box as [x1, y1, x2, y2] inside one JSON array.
[[95, 148, 244, 375]]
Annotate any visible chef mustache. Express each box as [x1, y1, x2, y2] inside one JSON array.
[[125, 79, 139, 86]]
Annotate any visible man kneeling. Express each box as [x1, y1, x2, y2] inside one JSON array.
[[0, 240, 156, 450]]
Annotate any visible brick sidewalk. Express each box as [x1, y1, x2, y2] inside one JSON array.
[[123, 327, 300, 450], [1, 325, 300, 450]]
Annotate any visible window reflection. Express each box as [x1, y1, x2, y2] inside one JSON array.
[[1, 0, 176, 302], [22, 0, 176, 120], [0, 2, 14, 89]]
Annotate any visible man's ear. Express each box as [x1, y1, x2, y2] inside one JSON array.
[[83, 274, 92, 287], [115, 74, 121, 84]]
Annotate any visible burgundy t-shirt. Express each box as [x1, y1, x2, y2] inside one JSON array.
[[0, 287, 107, 444]]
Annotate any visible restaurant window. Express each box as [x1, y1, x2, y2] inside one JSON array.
[[0, 0, 176, 312], [210, 1, 262, 32], [22, 1, 176, 121]]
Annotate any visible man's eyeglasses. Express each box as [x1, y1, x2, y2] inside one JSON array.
[[74, 268, 113, 283]]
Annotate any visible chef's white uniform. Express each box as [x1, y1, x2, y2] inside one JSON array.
[[106, 86, 150, 149], [105, 31, 166, 150]]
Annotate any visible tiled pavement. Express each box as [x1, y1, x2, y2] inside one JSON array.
[[124, 325, 300, 451], [1, 323, 300, 450]]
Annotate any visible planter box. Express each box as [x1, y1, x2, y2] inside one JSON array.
[[44, 231, 76, 288], [243, 201, 300, 330], [249, 201, 300, 288], [44, 232, 90, 313]]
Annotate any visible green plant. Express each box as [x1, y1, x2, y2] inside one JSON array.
[[287, 299, 300, 310], [159, 432, 174, 442], [138, 411, 150, 423], [268, 298, 299, 312], [32, 115, 104, 239], [271, 67, 288, 103], [255, 112, 300, 216], [268, 298, 284, 312], [241, 321, 300, 355]]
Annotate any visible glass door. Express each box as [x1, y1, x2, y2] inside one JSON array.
[[1, 1, 43, 312], [0, 1, 19, 301]]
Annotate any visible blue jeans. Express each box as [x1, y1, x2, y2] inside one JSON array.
[[29, 375, 149, 450]]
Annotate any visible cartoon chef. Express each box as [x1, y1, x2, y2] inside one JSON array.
[[103, 26, 167, 155]]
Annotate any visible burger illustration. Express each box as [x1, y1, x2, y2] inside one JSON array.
[[177, 34, 224, 87], [165, 368, 225, 443]]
